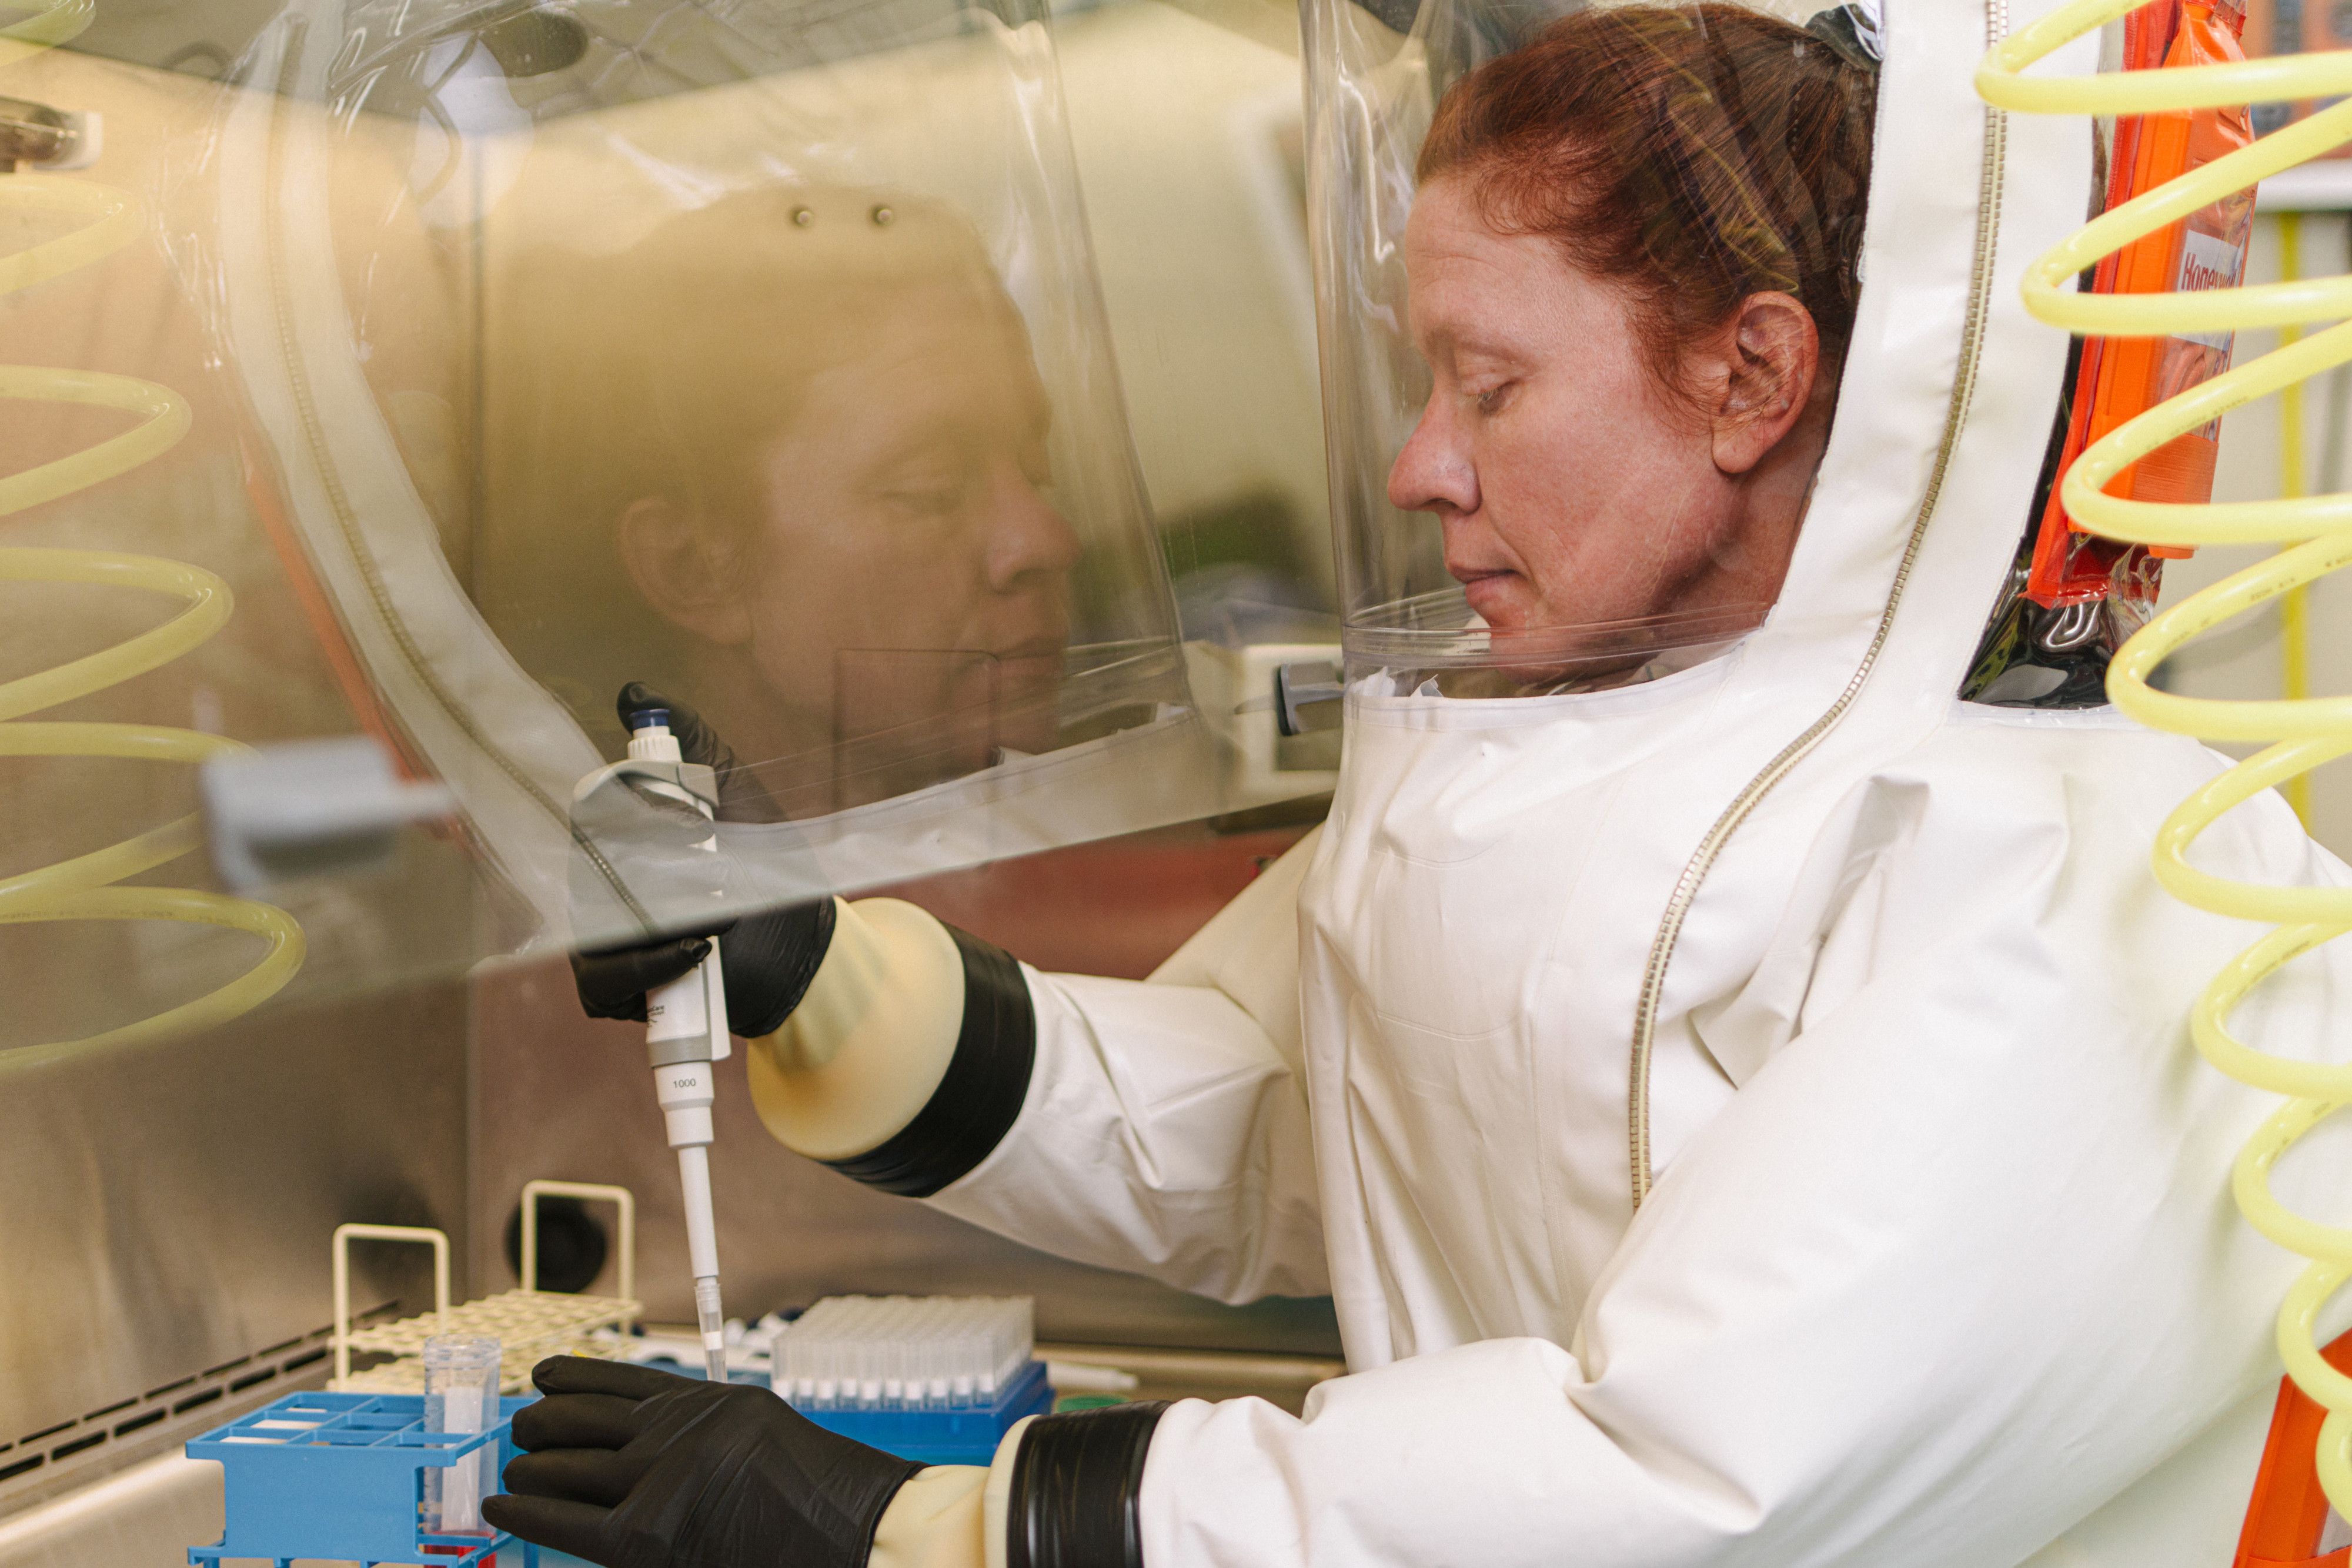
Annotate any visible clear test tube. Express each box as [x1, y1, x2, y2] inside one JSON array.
[[421, 1335, 502, 1537]]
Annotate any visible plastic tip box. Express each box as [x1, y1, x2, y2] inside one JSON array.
[[767, 1293, 1050, 1463], [186, 1390, 537, 1567], [629, 1355, 1055, 1465], [791, 1358, 1053, 1465]]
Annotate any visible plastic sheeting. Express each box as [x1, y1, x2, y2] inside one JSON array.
[[203, 0, 1234, 949], [0, 0, 1338, 1050], [32, 0, 1349, 972]]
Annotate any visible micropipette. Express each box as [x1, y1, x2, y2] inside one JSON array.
[[623, 707, 733, 1386]]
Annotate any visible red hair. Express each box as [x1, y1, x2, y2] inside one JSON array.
[[1419, 4, 1876, 401]]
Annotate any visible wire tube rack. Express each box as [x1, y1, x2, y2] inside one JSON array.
[[332, 1182, 640, 1396]]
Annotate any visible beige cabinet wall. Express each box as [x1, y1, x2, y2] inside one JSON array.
[[1054, 1, 1334, 607]]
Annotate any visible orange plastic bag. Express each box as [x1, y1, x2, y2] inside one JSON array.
[[2026, 0, 2254, 607], [2233, 1332, 2352, 1568]]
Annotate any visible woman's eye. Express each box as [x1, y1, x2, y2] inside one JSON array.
[[883, 476, 967, 516], [1472, 383, 1514, 415]]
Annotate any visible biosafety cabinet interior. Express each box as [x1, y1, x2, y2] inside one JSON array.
[[0, 0, 1341, 1549], [15, 0, 2352, 1561]]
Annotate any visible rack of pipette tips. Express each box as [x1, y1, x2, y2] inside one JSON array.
[[603, 1293, 1054, 1465]]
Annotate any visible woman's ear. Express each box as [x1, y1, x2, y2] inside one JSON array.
[[1706, 292, 1820, 476], [614, 496, 753, 646]]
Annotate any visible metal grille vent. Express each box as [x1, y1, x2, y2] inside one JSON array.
[[0, 1305, 397, 1519]]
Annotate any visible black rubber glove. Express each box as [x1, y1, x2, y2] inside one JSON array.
[[482, 1356, 923, 1568], [569, 684, 836, 1037], [569, 901, 834, 1037]]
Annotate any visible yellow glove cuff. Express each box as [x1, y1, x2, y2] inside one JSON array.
[[863, 1414, 1035, 1568], [746, 897, 964, 1162], [870, 1464, 988, 1568]]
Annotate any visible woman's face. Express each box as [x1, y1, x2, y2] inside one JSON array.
[[713, 286, 1081, 807], [1388, 177, 1813, 657]]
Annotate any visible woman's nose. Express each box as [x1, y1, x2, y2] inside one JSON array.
[[1387, 396, 1479, 517], [984, 463, 1084, 592], [1383, 394, 1477, 517]]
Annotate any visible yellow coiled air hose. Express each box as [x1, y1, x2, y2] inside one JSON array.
[[1981, 0, 2352, 1514], [2, 0, 303, 1053]]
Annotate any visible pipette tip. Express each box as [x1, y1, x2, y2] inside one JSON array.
[[694, 1273, 727, 1385]]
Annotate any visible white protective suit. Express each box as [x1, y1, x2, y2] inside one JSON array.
[[900, 0, 2352, 1563]]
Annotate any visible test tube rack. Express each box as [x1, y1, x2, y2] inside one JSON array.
[[185, 1391, 537, 1568], [334, 1181, 642, 1396]]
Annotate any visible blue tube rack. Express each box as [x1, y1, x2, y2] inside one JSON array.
[[185, 1390, 538, 1567], [790, 1359, 1055, 1465], [635, 1353, 1056, 1463]]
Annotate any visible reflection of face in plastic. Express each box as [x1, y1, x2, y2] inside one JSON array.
[[483, 188, 1087, 818], [754, 290, 1079, 763], [620, 284, 1080, 815], [1388, 179, 1823, 674]]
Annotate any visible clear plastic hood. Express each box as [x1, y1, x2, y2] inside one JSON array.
[[1, 0, 1332, 1048], [1303, 0, 1880, 694], [206, 0, 1210, 931]]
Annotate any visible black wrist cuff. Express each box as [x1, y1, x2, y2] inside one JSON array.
[[736, 894, 837, 1038], [819, 927, 1036, 1198], [1006, 1402, 1170, 1568]]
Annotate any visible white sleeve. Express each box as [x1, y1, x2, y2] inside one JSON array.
[[922, 828, 1328, 1304], [1126, 791, 2352, 1567]]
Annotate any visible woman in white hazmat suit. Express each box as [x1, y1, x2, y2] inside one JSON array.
[[485, 2, 2352, 1566]]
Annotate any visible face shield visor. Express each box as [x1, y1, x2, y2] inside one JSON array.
[[1304, 0, 1880, 694]]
